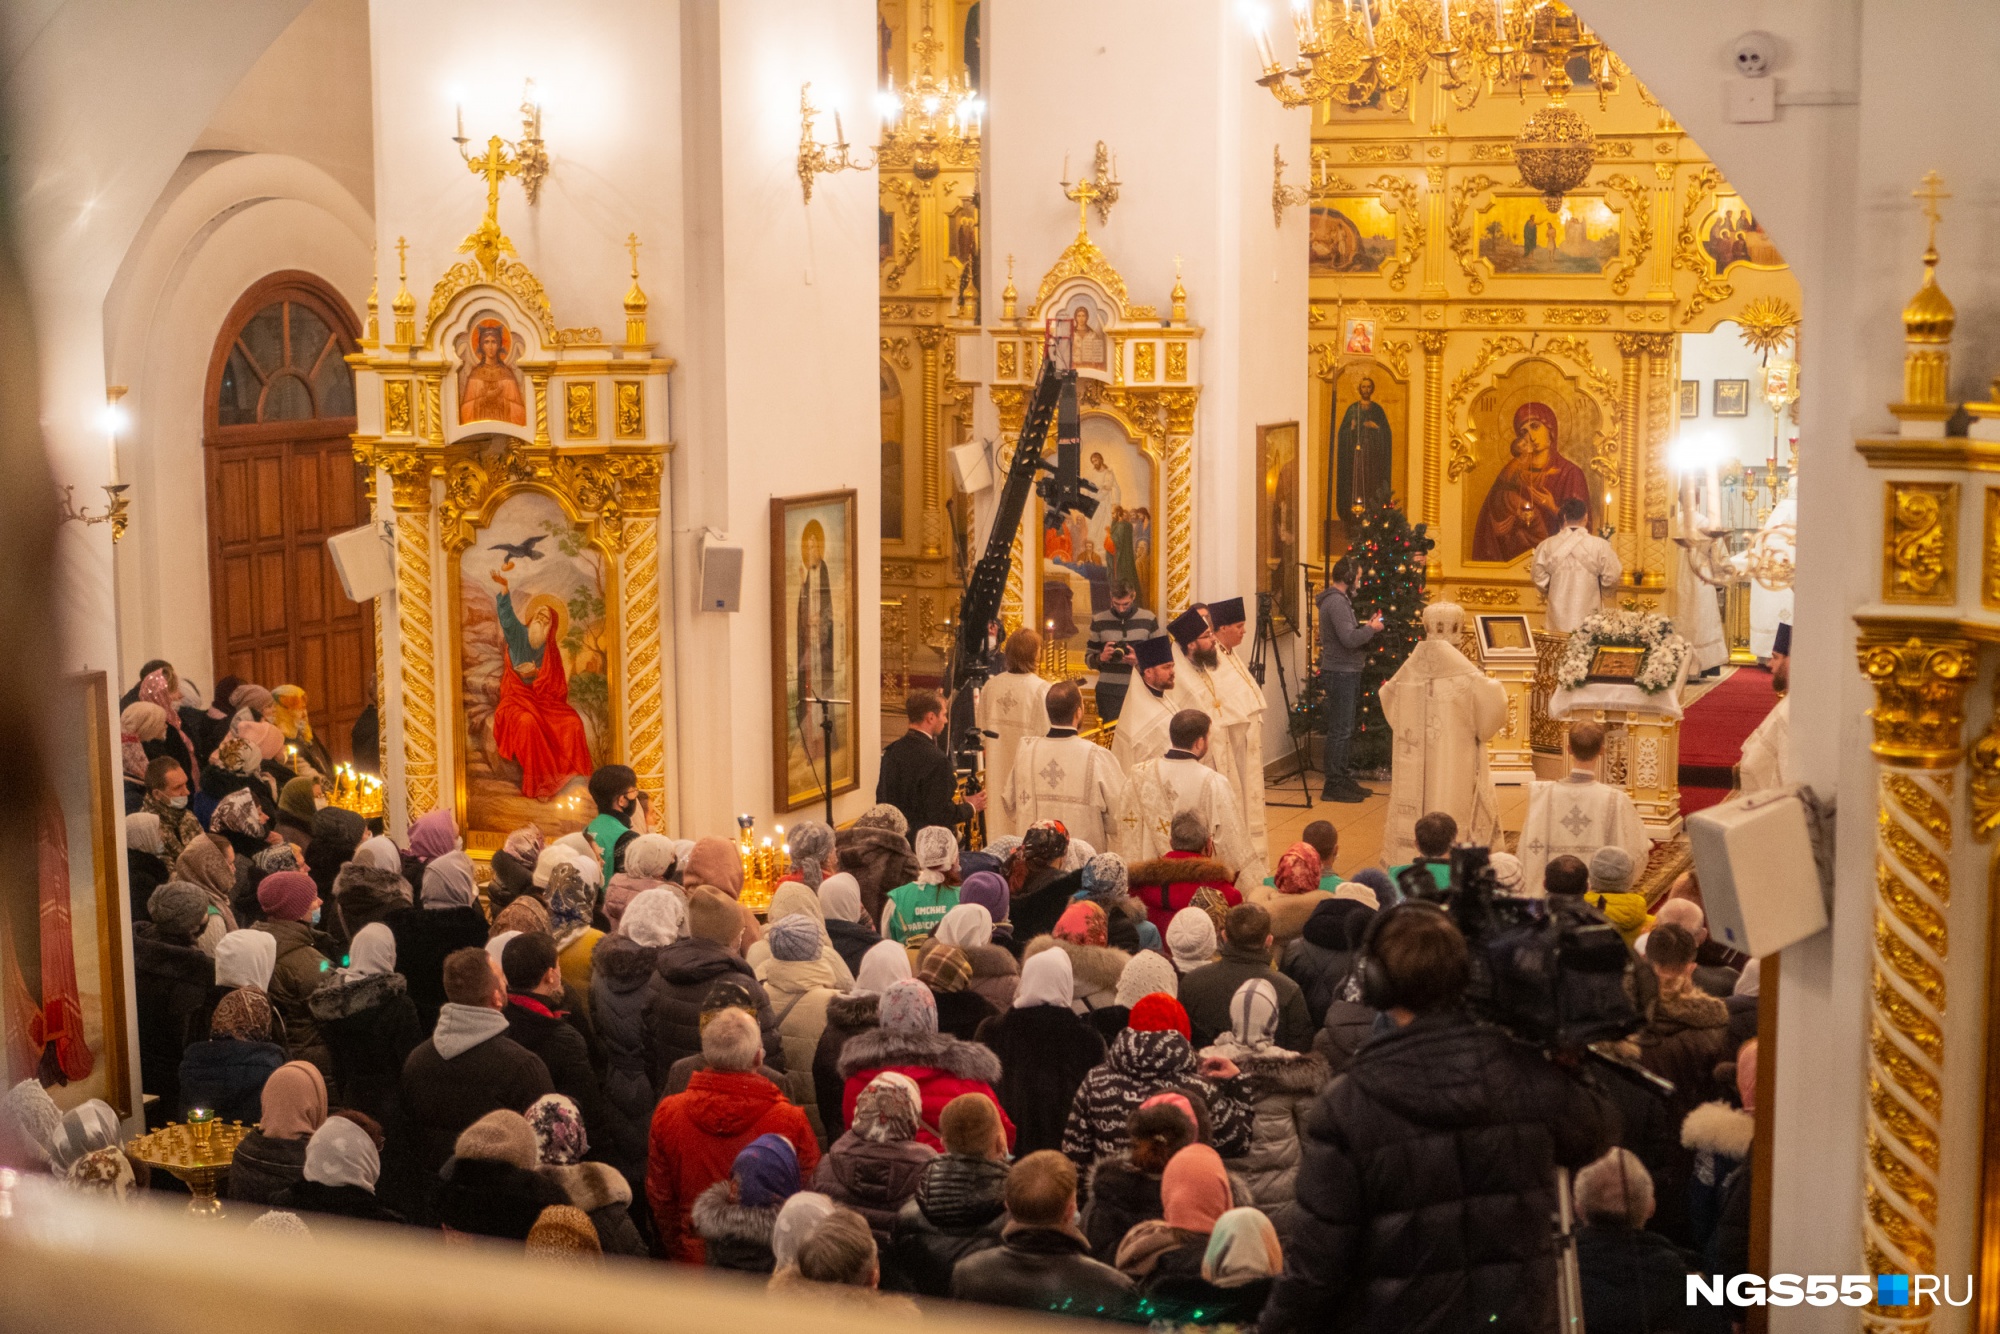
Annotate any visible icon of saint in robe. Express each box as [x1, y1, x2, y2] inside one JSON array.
[[1333, 376, 1393, 516], [491, 573, 594, 799], [1470, 401, 1591, 563], [460, 319, 527, 426]]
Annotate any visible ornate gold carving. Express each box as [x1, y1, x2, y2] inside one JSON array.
[[1463, 308, 1526, 325], [881, 302, 929, 321], [1545, 307, 1612, 325], [1877, 861, 1950, 958], [565, 382, 598, 439], [1736, 295, 1800, 356], [554, 327, 604, 346], [614, 382, 643, 439], [1029, 220, 1132, 320], [1883, 482, 1956, 605], [1856, 633, 1979, 767], [1166, 343, 1188, 383], [1671, 165, 1732, 325], [1377, 339, 1411, 382], [1348, 143, 1412, 162], [1453, 586, 1519, 605], [530, 372, 551, 445], [995, 341, 1018, 381], [395, 514, 440, 820], [1467, 143, 1514, 161], [879, 336, 913, 370], [1447, 174, 1499, 293], [384, 380, 413, 436], [1973, 679, 2000, 841], [1601, 173, 1653, 297], [621, 521, 667, 816], [1884, 771, 1952, 841], [1419, 330, 1446, 530], [1134, 342, 1156, 382], [425, 256, 558, 345], [1445, 335, 1625, 486], [1371, 174, 1424, 291]]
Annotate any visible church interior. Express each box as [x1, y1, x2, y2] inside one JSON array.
[[2, 1, 1999, 1330]]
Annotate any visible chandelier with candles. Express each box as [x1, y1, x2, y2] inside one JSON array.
[[876, 3, 983, 182]]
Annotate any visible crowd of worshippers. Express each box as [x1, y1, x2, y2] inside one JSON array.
[[1, 665, 1757, 1332]]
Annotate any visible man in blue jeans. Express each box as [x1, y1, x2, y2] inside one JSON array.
[[1316, 556, 1382, 803]]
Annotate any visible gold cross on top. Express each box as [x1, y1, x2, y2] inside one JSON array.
[[1064, 177, 1104, 236], [1913, 170, 1950, 254], [626, 232, 644, 279]]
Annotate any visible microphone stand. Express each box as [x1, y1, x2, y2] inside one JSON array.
[[796, 692, 850, 826]]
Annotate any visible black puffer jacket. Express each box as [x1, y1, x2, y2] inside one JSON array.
[[813, 991, 877, 1138], [888, 1153, 1009, 1295], [825, 917, 884, 976], [1281, 898, 1374, 1026], [1577, 1225, 1727, 1334], [436, 1154, 570, 1240], [690, 1180, 780, 1272], [1260, 1012, 1617, 1334], [1079, 1156, 1163, 1260], [1062, 1028, 1255, 1175], [975, 1002, 1106, 1156], [588, 934, 665, 1139], [308, 969, 422, 1124], [176, 1037, 286, 1122], [132, 923, 214, 1123], [644, 937, 784, 1078], [226, 1130, 308, 1206], [814, 1131, 937, 1244], [387, 905, 491, 1034]]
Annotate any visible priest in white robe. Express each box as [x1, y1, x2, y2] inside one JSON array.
[[1673, 543, 1729, 675], [977, 628, 1053, 838], [1123, 708, 1263, 889], [1001, 680, 1128, 853], [1206, 597, 1269, 854], [1738, 621, 1790, 794], [1379, 602, 1508, 865], [1518, 720, 1651, 894], [1530, 499, 1622, 633], [1109, 635, 1178, 775]]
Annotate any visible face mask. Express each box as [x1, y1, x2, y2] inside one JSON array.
[[310, 905, 322, 926], [168, 796, 188, 809], [314, 798, 329, 811]]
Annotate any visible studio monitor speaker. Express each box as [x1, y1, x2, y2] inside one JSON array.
[[327, 523, 396, 603], [1685, 788, 1829, 957], [700, 536, 743, 612], [949, 440, 993, 494]]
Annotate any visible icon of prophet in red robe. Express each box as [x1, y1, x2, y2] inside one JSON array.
[[490, 570, 596, 800]]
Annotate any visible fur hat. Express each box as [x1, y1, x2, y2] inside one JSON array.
[[917, 944, 973, 994], [256, 871, 319, 923], [686, 885, 743, 945], [1129, 992, 1191, 1040], [1115, 950, 1180, 1007], [526, 1204, 602, 1262], [1589, 846, 1636, 895], [453, 1109, 540, 1171], [146, 881, 210, 939]]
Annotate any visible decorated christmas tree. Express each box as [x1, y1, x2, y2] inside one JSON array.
[[1347, 499, 1434, 773]]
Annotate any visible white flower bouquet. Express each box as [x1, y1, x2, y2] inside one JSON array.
[[1556, 609, 1689, 695]]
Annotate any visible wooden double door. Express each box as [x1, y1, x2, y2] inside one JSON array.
[[203, 272, 374, 765]]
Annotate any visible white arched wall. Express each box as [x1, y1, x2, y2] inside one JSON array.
[[103, 151, 373, 695]]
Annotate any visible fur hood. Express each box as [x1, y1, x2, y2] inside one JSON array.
[[825, 991, 880, 1030], [541, 1160, 632, 1212], [1680, 1100, 1754, 1160], [1216, 1046, 1332, 1097], [1127, 856, 1234, 889], [332, 864, 413, 930], [1650, 988, 1729, 1032], [963, 942, 1019, 980], [691, 1179, 779, 1246], [307, 968, 409, 1021], [1022, 934, 1131, 997], [591, 933, 661, 992], [837, 1025, 1003, 1084]]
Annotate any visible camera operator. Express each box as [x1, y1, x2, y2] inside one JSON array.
[[1262, 903, 1617, 1334], [877, 688, 984, 837], [1086, 582, 1157, 723]]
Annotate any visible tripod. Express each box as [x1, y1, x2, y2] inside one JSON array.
[[1248, 585, 1315, 810], [796, 693, 849, 826]]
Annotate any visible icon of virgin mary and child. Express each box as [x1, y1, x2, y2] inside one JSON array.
[[1470, 401, 1591, 563], [490, 566, 595, 799]]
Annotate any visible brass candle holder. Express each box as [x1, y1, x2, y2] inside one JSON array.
[[126, 1112, 251, 1216], [734, 815, 792, 917]]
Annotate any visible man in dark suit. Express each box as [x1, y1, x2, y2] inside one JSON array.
[[876, 688, 983, 837]]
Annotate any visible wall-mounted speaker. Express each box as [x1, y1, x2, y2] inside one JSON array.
[[1685, 788, 1829, 957], [700, 535, 743, 612], [327, 523, 396, 603]]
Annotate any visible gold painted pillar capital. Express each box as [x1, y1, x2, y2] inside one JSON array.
[[1855, 631, 1980, 767]]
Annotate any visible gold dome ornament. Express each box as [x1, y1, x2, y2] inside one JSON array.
[[1891, 171, 1958, 436], [1512, 3, 1595, 213], [390, 236, 416, 348], [623, 232, 649, 347]]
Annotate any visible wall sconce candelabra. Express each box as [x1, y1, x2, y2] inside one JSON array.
[[1271, 144, 1312, 227], [798, 83, 873, 203], [1061, 142, 1121, 230], [58, 483, 131, 542], [453, 79, 548, 204]]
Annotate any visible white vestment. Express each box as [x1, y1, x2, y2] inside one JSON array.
[[977, 671, 1052, 838], [1738, 696, 1790, 795], [1213, 645, 1269, 856], [1124, 755, 1263, 889], [1379, 638, 1508, 865], [1110, 681, 1175, 776], [1518, 773, 1651, 894], [1165, 643, 1252, 802], [1531, 526, 1622, 634], [1676, 548, 1729, 674], [1001, 733, 1128, 854]]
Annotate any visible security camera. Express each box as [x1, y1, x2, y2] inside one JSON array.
[[1732, 31, 1776, 78]]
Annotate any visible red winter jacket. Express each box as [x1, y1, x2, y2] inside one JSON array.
[[645, 1066, 820, 1263], [1126, 851, 1241, 939], [836, 1026, 1017, 1152]]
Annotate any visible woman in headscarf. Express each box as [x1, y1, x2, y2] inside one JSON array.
[[125, 812, 171, 922], [304, 806, 367, 903], [385, 848, 490, 1035], [274, 1113, 403, 1224], [682, 834, 762, 951], [817, 872, 882, 976], [813, 938, 909, 1140], [814, 1071, 936, 1248], [545, 862, 605, 1013], [307, 922, 421, 1126], [1145, 1206, 1284, 1325], [270, 685, 334, 781], [1247, 841, 1337, 947], [914, 942, 999, 1042], [406, 808, 460, 866], [1165, 905, 1219, 975], [1114, 1142, 1235, 1283], [224, 1064, 328, 1208], [923, 902, 1018, 1011], [769, 1190, 838, 1275], [955, 869, 1015, 956], [352, 834, 403, 874], [1076, 851, 1160, 955], [692, 1133, 804, 1272], [122, 701, 168, 813], [47, 1100, 123, 1177], [174, 832, 241, 947], [836, 978, 1013, 1153], [525, 1093, 648, 1257], [196, 733, 269, 832], [784, 820, 838, 891], [591, 885, 678, 1151], [1009, 819, 1079, 944], [882, 827, 961, 945], [757, 911, 846, 1143], [746, 881, 856, 988], [176, 987, 286, 1123], [972, 948, 1105, 1156], [210, 788, 276, 866], [138, 668, 199, 783], [1198, 978, 1328, 1232], [489, 824, 546, 914], [274, 776, 319, 851], [834, 804, 920, 927], [604, 832, 677, 932], [237, 718, 296, 796], [1024, 901, 1131, 1017]]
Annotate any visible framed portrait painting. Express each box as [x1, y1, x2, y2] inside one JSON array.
[[772, 490, 860, 812], [1679, 380, 1699, 418], [1038, 416, 1159, 660], [1713, 379, 1750, 417], [1256, 422, 1301, 631]]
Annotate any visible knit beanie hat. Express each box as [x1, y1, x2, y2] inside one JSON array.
[[880, 977, 939, 1034], [525, 1094, 588, 1166], [257, 871, 319, 923], [1166, 906, 1219, 971], [1589, 846, 1636, 894], [453, 1109, 540, 1170], [958, 870, 1010, 923], [1081, 852, 1129, 903], [1488, 851, 1529, 897], [526, 1205, 602, 1262], [787, 821, 836, 889], [1115, 950, 1180, 1007], [917, 943, 972, 994], [939, 1092, 1003, 1157], [687, 885, 743, 945], [1128, 992, 1191, 1040], [147, 881, 210, 939], [767, 914, 822, 962]]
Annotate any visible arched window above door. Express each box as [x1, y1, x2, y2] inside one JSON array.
[[215, 293, 356, 427]]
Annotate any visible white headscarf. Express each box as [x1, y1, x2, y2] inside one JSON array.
[[536, 843, 602, 890], [303, 1116, 380, 1191], [1733, 957, 1761, 998], [1060, 838, 1097, 874], [1166, 907, 1218, 972], [1014, 948, 1074, 1009], [1226, 977, 1282, 1052], [353, 835, 402, 873], [933, 903, 993, 949], [344, 922, 396, 979], [214, 929, 278, 991], [817, 872, 866, 924], [620, 888, 685, 948], [855, 938, 913, 994], [623, 833, 677, 881], [914, 826, 959, 885], [486, 930, 521, 965], [770, 1191, 837, 1271], [125, 812, 164, 857]]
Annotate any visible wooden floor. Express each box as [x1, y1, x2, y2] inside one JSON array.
[[1258, 771, 1533, 874]]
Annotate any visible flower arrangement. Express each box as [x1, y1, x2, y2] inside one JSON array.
[[1556, 609, 1689, 695]]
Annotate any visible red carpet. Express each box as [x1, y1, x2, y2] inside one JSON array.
[[1677, 667, 1780, 813]]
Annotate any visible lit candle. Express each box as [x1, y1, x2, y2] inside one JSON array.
[[1290, 0, 1312, 46], [1062, 151, 1071, 183], [1359, 0, 1376, 47], [455, 103, 465, 140], [1492, 0, 1505, 38], [833, 109, 846, 147]]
